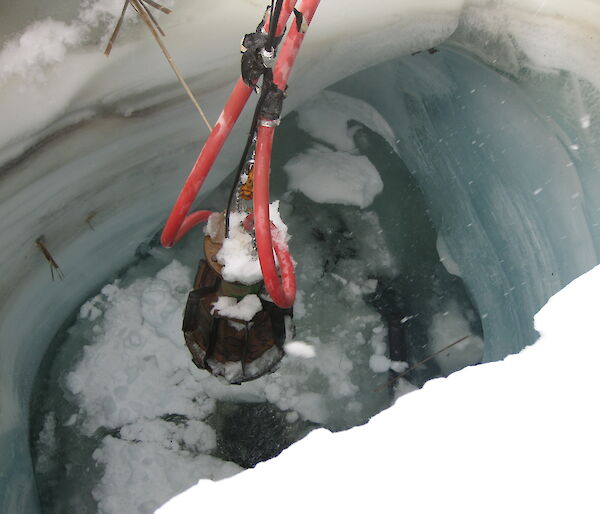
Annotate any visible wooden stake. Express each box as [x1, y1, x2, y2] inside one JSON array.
[[85, 211, 98, 230], [36, 237, 65, 281], [104, 0, 213, 133], [104, 0, 130, 56]]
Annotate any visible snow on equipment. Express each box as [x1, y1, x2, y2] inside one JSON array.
[[161, 0, 321, 383]]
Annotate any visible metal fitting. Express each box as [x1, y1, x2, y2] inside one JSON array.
[[259, 119, 280, 127], [260, 48, 276, 68]]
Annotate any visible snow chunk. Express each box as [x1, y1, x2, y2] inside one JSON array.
[[284, 341, 316, 358], [204, 212, 223, 240], [216, 212, 262, 284], [390, 361, 409, 373], [64, 260, 218, 434], [369, 354, 391, 373], [296, 90, 396, 153], [580, 114, 591, 129], [93, 436, 240, 514], [284, 146, 383, 208], [0, 19, 84, 82], [215, 203, 290, 285], [211, 295, 262, 322], [268, 200, 290, 243], [80, 299, 102, 321]]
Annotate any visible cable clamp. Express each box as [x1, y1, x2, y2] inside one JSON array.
[[259, 118, 280, 127]]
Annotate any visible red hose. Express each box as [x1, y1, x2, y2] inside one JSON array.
[[162, 0, 320, 309], [253, 126, 296, 307], [251, 0, 321, 307], [171, 210, 213, 244], [161, 79, 251, 247], [160, 0, 299, 247], [273, 0, 321, 87]]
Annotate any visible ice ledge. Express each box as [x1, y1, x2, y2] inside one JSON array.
[[0, 0, 461, 165], [3, 0, 600, 167], [159, 264, 600, 514]]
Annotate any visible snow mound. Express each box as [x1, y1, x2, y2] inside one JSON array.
[[93, 436, 240, 514], [284, 146, 383, 208], [295, 90, 397, 153]]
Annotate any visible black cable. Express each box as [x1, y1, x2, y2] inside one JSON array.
[[265, 0, 283, 52], [225, 69, 274, 236], [225, 0, 285, 237]]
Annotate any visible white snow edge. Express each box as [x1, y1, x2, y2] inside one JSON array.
[[158, 264, 600, 514]]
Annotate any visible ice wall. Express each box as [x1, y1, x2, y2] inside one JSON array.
[[332, 49, 599, 360], [1, 1, 600, 513]]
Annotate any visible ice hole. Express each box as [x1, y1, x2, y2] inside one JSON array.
[[2, 3, 599, 512], [27, 54, 495, 512]]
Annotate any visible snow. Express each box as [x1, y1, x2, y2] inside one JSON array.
[[158, 264, 600, 514], [93, 437, 239, 514], [212, 202, 290, 285], [368, 354, 392, 373], [283, 341, 316, 359], [0, 19, 84, 82], [66, 260, 217, 435], [211, 294, 262, 322], [214, 211, 263, 285], [284, 146, 383, 208], [0, 0, 165, 83], [284, 90, 390, 209]]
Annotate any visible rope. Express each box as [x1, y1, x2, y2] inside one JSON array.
[[129, 0, 213, 133]]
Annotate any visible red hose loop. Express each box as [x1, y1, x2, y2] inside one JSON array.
[[171, 210, 213, 244], [253, 125, 296, 308], [161, 0, 320, 311], [160, 1, 299, 248]]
